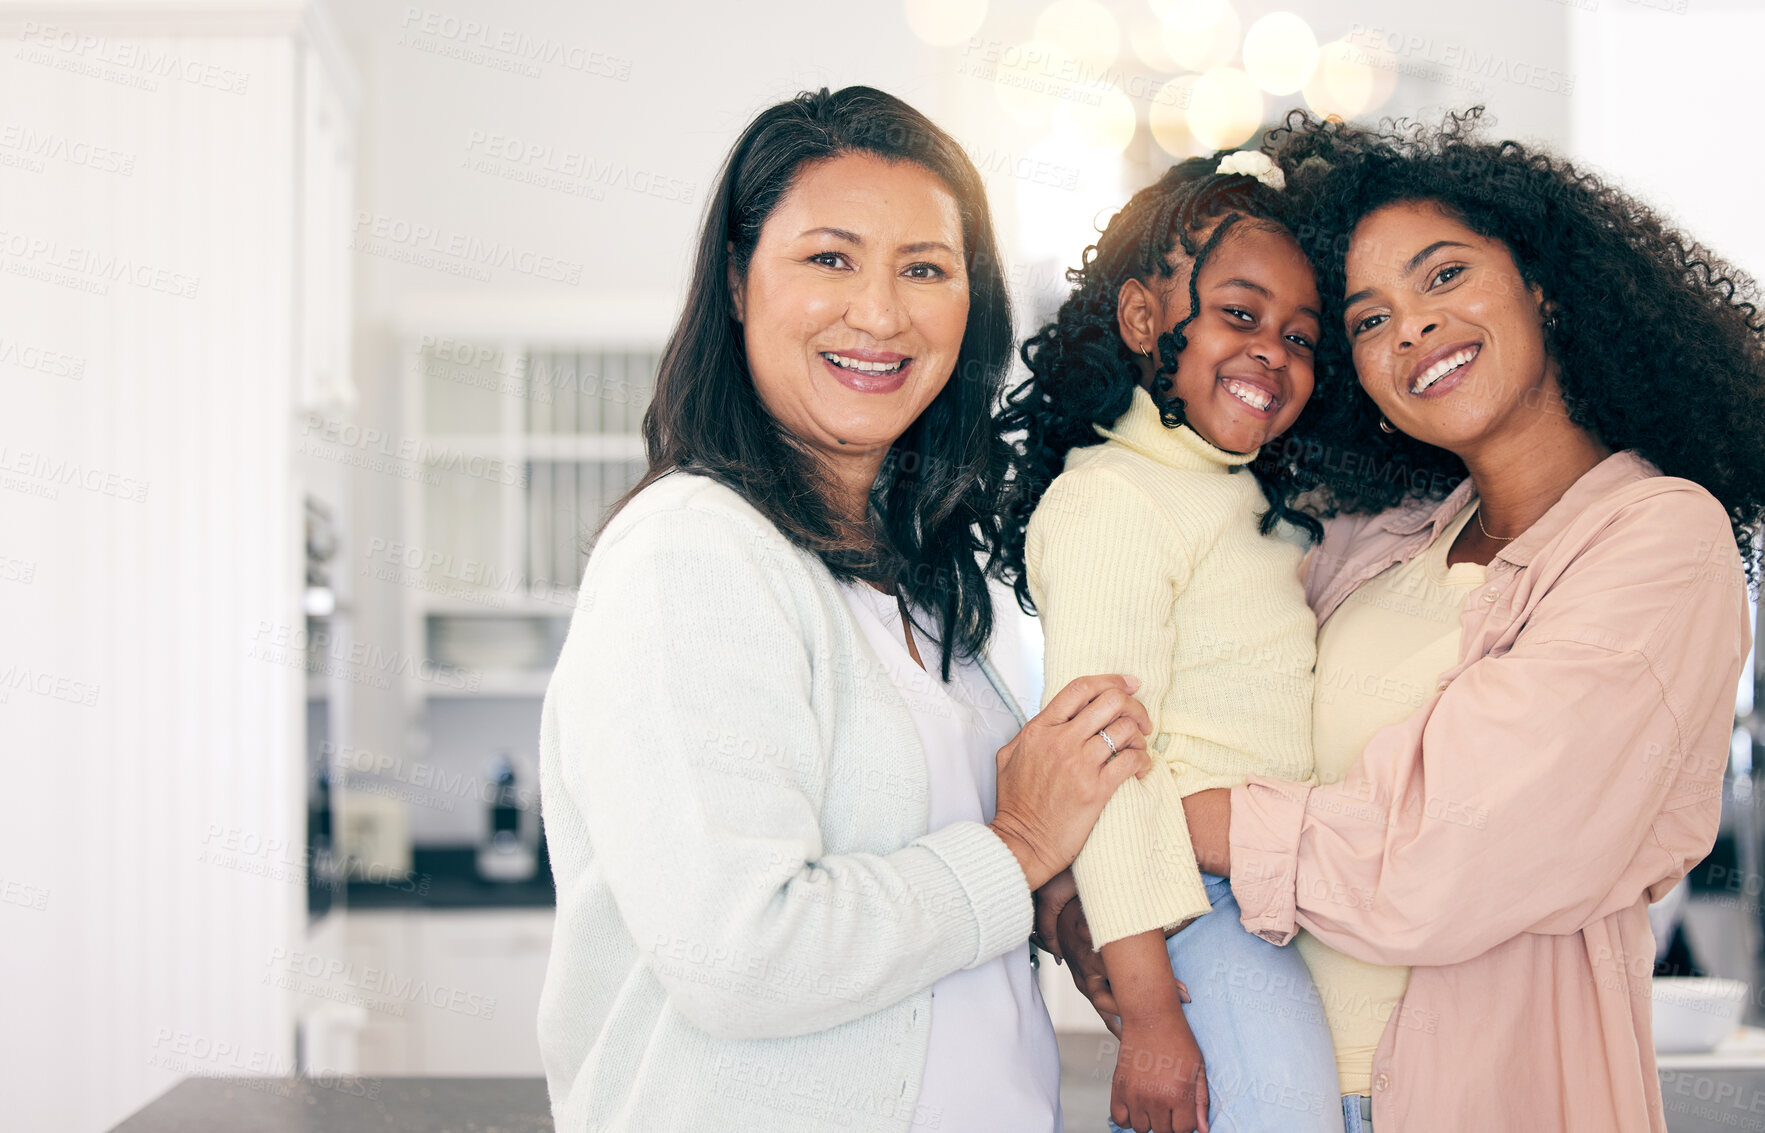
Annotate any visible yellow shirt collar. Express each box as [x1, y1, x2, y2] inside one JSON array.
[[1091, 383, 1258, 474]]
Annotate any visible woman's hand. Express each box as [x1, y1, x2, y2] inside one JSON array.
[[1181, 788, 1232, 877], [990, 675, 1153, 890], [1056, 897, 1121, 1036]]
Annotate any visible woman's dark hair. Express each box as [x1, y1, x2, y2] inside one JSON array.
[[606, 85, 1014, 678], [996, 155, 1325, 613], [1267, 107, 1765, 584]]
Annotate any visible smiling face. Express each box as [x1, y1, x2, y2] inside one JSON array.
[[1342, 200, 1557, 455], [1121, 221, 1321, 455], [732, 152, 969, 489]]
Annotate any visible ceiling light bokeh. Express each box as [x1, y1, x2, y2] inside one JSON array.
[[1241, 11, 1318, 96], [1186, 66, 1263, 150], [1155, 0, 1242, 73], [1035, 0, 1121, 69]]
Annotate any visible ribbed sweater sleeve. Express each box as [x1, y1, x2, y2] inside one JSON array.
[[1025, 467, 1212, 946], [555, 496, 1032, 1041]]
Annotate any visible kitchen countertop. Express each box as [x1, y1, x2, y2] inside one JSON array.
[[109, 1077, 552, 1132], [109, 1067, 1765, 1133], [346, 847, 555, 909]]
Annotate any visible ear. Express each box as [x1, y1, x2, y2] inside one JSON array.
[[1527, 280, 1553, 322], [1116, 277, 1159, 359], [727, 242, 745, 323]]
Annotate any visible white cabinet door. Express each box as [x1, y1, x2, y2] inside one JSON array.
[[411, 910, 555, 1075], [338, 911, 422, 1075]]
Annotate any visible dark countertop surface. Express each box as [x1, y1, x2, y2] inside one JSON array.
[[107, 1068, 1765, 1132], [345, 846, 555, 910], [109, 1078, 550, 1132]]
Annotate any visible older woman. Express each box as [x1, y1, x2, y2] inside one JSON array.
[[536, 86, 1153, 1133], [1049, 110, 1764, 1133]]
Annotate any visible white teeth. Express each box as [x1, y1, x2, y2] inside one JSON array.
[[1222, 379, 1273, 411], [1412, 345, 1479, 393], [823, 352, 905, 373]]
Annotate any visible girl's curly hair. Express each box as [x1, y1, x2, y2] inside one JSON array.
[[996, 155, 1326, 613], [1267, 107, 1765, 584]]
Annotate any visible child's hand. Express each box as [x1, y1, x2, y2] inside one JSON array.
[[1031, 868, 1079, 961], [1111, 1005, 1209, 1133]]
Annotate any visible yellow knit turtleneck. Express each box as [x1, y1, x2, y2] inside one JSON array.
[[1025, 384, 1317, 945]]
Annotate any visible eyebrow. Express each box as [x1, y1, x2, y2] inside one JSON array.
[[1343, 240, 1474, 309], [797, 227, 957, 256], [1214, 277, 1322, 322]]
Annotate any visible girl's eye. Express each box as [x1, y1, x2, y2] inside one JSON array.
[[807, 251, 850, 269], [1350, 312, 1386, 336], [1224, 307, 1255, 323], [1431, 264, 1465, 287], [903, 262, 946, 280], [1286, 333, 1315, 351]]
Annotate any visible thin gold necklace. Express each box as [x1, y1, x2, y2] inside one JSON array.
[[1476, 505, 1518, 542]]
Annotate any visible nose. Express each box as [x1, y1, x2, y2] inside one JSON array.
[[1249, 328, 1289, 371], [1395, 304, 1439, 350], [843, 267, 909, 342]]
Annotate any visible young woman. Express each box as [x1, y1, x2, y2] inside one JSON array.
[[1000, 154, 1343, 1133], [536, 85, 1155, 1133], [1057, 109, 1765, 1133]]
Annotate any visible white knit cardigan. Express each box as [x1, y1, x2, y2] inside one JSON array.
[[536, 470, 1037, 1133]]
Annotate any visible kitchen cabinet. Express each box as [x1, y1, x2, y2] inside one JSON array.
[[309, 909, 556, 1076]]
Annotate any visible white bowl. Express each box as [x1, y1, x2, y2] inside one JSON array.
[[1652, 977, 1749, 1054]]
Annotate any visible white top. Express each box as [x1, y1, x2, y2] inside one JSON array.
[[838, 581, 1063, 1133]]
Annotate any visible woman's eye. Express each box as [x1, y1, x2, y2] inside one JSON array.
[[1350, 312, 1386, 336], [807, 251, 849, 269], [1431, 264, 1465, 287], [903, 262, 946, 280]]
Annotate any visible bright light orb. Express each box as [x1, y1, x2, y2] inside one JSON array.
[[1155, 0, 1241, 73], [1035, 0, 1120, 68], [1150, 75, 1200, 157], [1242, 12, 1318, 96], [1302, 38, 1374, 119], [1186, 67, 1263, 150]]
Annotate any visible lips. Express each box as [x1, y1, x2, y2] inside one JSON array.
[[1407, 342, 1480, 396], [1218, 373, 1282, 416], [820, 349, 912, 393]]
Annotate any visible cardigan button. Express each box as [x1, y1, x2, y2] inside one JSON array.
[[1373, 1073, 1390, 1092], [1436, 679, 1450, 691]]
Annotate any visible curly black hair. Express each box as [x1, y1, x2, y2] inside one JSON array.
[[995, 155, 1327, 613], [1266, 107, 1765, 585]]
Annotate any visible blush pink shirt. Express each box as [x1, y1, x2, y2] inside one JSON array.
[[1228, 451, 1753, 1131]]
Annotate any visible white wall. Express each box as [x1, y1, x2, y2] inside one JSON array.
[[0, 8, 313, 1129]]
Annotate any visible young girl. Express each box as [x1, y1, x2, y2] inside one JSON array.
[[1000, 152, 1343, 1133]]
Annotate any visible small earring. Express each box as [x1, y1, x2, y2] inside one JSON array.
[[1140, 347, 1154, 360], [1544, 314, 1558, 330], [1378, 416, 1396, 435]]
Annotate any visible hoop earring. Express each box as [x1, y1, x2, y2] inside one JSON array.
[[1140, 347, 1154, 361], [1378, 416, 1396, 435]]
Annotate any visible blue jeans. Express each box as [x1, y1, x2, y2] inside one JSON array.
[[1107, 873, 1344, 1133], [1341, 1094, 1373, 1131]]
